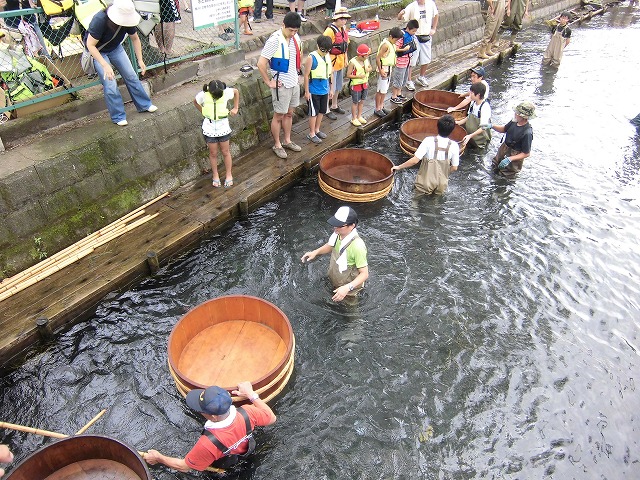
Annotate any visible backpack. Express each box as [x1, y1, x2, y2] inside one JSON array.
[[397, 30, 417, 57]]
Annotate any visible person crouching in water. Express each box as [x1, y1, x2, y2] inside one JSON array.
[[304, 35, 333, 144], [391, 114, 460, 195], [301, 206, 368, 302], [542, 12, 572, 67], [491, 101, 535, 178], [456, 82, 491, 149], [193, 80, 240, 188]]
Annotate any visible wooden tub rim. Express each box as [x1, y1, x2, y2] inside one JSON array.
[[5, 434, 151, 480], [319, 148, 394, 186], [167, 295, 294, 391]]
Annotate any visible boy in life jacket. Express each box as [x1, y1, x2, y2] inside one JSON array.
[[238, 0, 254, 35], [304, 35, 333, 143], [391, 19, 419, 104], [456, 82, 491, 149], [193, 79, 240, 188], [346, 44, 372, 127], [542, 12, 572, 67], [391, 114, 460, 195], [375, 27, 402, 118]]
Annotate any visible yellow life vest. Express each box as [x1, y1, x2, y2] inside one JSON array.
[[201, 91, 229, 120], [349, 57, 371, 86], [309, 51, 331, 80], [238, 0, 253, 8], [378, 38, 397, 67], [74, 0, 107, 29]]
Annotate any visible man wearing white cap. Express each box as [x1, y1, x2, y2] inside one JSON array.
[[301, 206, 369, 302], [85, 0, 158, 126], [144, 382, 276, 471]]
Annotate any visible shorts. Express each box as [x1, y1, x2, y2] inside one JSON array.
[[351, 87, 368, 103], [271, 85, 301, 114], [410, 41, 432, 67], [377, 75, 391, 94], [204, 133, 231, 143], [391, 66, 409, 89], [308, 93, 329, 117], [332, 69, 344, 95]]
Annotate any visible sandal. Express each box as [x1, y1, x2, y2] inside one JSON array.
[[224, 178, 234, 188], [212, 178, 221, 187]]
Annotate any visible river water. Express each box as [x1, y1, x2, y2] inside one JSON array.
[[2, 7, 640, 479]]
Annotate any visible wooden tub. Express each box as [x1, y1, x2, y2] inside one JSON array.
[[5, 435, 150, 480], [399, 117, 467, 156], [412, 89, 466, 121], [318, 148, 394, 202], [168, 295, 294, 404]]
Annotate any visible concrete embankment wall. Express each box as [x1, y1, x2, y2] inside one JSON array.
[[0, 0, 574, 277]]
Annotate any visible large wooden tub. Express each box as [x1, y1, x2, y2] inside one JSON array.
[[318, 148, 394, 202], [168, 295, 294, 404], [399, 117, 467, 156], [5, 435, 150, 480], [412, 89, 465, 121]]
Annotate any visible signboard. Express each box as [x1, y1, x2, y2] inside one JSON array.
[[192, 0, 235, 30]]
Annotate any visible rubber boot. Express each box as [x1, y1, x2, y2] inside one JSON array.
[[477, 45, 489, 59], [509, 32, 517, 46], [486, 43, 497, 56]]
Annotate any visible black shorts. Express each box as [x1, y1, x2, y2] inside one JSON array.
[[204, 133, 231, 143], [308, 93, 329, 117]]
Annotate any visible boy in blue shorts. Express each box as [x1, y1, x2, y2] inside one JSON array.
[[304, 35, 333, 143]]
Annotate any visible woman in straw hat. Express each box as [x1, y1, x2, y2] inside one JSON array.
[[491, 101, 536, 178], [85, 0, 157, 126]]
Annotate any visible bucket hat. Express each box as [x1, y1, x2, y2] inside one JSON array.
[[185, 386, 232, 416], [514, 101, 536, 119], [333, 7, 351, 20], [107, 0, 141, 27]]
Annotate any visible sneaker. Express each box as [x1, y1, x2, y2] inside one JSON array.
[[307, 133, 322, 144], [331, 106, 346, 114], [253, 17, 262, 23], [416, 76, 429, 87], [326, 111, 338, 120], [316, 131, 327, 139], [147, 105, 158, 113], [283, 141, 302, 152], [382, 108, 390, 115], [272, 145, 287, 158], [397, 94, 407, 100], [390, 97, 403, 104], [406, 80, 416, 91], [116, 119, 128, 126], [358, 116, 367, 124], [374, 110, 386, 118], [351, 118, 362, 126], [299, 13, 307, 22]]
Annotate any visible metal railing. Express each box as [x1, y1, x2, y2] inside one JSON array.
[[0, 1, 237, 117]]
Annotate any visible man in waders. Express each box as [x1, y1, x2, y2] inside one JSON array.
[[144, 383, 276, 472], [491, 101, 535, 178], [456, 82, 492, 149], [301, 207, 369, 302], [391, 114, 460, 195], [542, 12, 572, 67], [502, 0, 529, 46]]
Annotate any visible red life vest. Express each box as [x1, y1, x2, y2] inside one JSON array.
[[329, 24, 349, 56]]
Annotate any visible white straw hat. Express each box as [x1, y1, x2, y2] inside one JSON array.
[[107, 0, 141, 27]]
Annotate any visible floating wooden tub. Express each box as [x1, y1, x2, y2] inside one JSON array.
[[168, 295, 294, 404], [5, 435, 150, 480], [399, 117, 467, 156], [412, 89, 466, 121], [318, 148, 394, 202]]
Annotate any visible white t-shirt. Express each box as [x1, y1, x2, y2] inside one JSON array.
[[481, 79, 490, 99], [468, 100, 492, 126], [402, 0, 439, 36], [195, 87, 235, 137], [415, 134, 460, 167], [260, 29, 302, 88]]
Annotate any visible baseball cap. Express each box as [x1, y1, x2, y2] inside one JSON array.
[[357, 44, 371, 56], [185, 386, 232, 415], [471, 66, 486, 77], [327, 206, 358, 226]]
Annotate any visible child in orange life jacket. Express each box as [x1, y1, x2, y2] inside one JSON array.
[[193, 80, 240, 188], [347, 44, 373, 127], [304, 35, 333, 143], [375, 27, 403, 117], [238, 0, 254, 35]]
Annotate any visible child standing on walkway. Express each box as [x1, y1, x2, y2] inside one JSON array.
[[193, 80, 240, 188], [238, 0, 254, 35], [375, 27, 402, 117], [304, 35, 333, 143], [391, 20, 419, 104], [542, 12, 572, 67], [347, 44, 372, 126]]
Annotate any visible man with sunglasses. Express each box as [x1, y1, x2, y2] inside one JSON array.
[[301, 206, 369, 302]]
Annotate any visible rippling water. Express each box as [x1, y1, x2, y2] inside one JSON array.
[[2, 8, 640, 479]]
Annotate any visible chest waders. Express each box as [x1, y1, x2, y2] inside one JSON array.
[[201, 407, 256, 469], [465, 100, 491, 148], [327, 235, 363, 295], [415, 138, 452, 195]]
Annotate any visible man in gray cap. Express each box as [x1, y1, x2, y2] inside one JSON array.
[[144, 382, 276, 471], [301, 206, 369, 302]]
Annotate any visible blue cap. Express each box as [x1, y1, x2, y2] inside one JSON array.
[[471, 66, 486, 77], [185, 386, 232, 415]]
